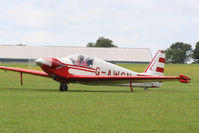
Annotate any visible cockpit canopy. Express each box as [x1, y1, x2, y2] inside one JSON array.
[[67, 54, 94, 67]]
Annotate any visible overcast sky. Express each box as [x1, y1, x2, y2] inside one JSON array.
[[0, 0, 199, 55]]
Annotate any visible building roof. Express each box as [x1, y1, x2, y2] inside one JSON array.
[[0, 45, 152, 62]]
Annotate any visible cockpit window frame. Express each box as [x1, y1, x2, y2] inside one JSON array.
[[67, 54, 94, 68]]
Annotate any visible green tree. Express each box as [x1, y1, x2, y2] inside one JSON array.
[[193, 42, 199, 63], [87, 42, 94, 47], [87, 37, 117, 47], [165, 42, 192, 64]]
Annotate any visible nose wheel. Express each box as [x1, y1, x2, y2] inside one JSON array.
[[59, 83, 68, 91]]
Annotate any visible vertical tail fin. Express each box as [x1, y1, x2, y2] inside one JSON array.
[[144, 50, 165, 76]]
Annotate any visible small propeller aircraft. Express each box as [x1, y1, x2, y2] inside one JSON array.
[[0, 50, 190, 92]]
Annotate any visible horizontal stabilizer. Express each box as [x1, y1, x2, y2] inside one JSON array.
[[178, 74, 191, 83]]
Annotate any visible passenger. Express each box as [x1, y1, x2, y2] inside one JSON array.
[[76, 55, 88, 66]]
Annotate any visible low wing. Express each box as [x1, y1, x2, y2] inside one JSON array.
[[0, 66, 191, 85], [0, 66, 49, 77], [66, 74, 191, 85]]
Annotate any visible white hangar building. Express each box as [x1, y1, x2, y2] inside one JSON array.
[[0, 45, 152, 63]]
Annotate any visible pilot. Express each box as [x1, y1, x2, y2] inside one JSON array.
[[76, 55, 88, 66]]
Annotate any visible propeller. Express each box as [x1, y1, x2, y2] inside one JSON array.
[[28, 58, 37, 69]]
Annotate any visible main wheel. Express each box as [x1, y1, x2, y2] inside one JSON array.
[[59, 83, 68, 91]]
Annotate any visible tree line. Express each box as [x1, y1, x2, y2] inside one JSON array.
[[87, 37, 117, 48], [165, 42, 199, 64], [87, 37, 199, 64]]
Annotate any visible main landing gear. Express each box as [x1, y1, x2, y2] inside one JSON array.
[[59, 83, 68, 91], [144, 87, 149, 91]]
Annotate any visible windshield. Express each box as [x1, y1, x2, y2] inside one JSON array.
[[67, 54, 94, 67]]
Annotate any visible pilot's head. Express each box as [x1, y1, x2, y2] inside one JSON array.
[[77, 55, 84, 63]]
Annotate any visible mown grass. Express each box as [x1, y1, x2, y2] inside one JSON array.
[[0, 63, 198, 133]]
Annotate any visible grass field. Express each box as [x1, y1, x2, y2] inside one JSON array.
[[0, 63, 198, 133]]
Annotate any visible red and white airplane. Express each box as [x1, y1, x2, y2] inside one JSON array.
[[0, 50, 190, 92]]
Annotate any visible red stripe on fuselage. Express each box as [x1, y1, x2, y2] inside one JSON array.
[[69, 66, 95, 73], [67, 64, 95, 70]]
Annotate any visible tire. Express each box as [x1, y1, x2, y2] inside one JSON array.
[[59, 83, 68, 91], [63, 84, 68, 91]]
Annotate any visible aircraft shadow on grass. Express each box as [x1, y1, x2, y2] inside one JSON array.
[[68, 89, 178, 93], [1, 87, 179, 93]]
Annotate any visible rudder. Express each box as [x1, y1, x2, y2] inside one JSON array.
[[144, 50, 165, 76]]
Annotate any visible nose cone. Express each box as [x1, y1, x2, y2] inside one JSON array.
[[35, 58, 46, 66]]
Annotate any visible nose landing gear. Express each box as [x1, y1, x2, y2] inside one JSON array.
[[59, 83, 68, 91]]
